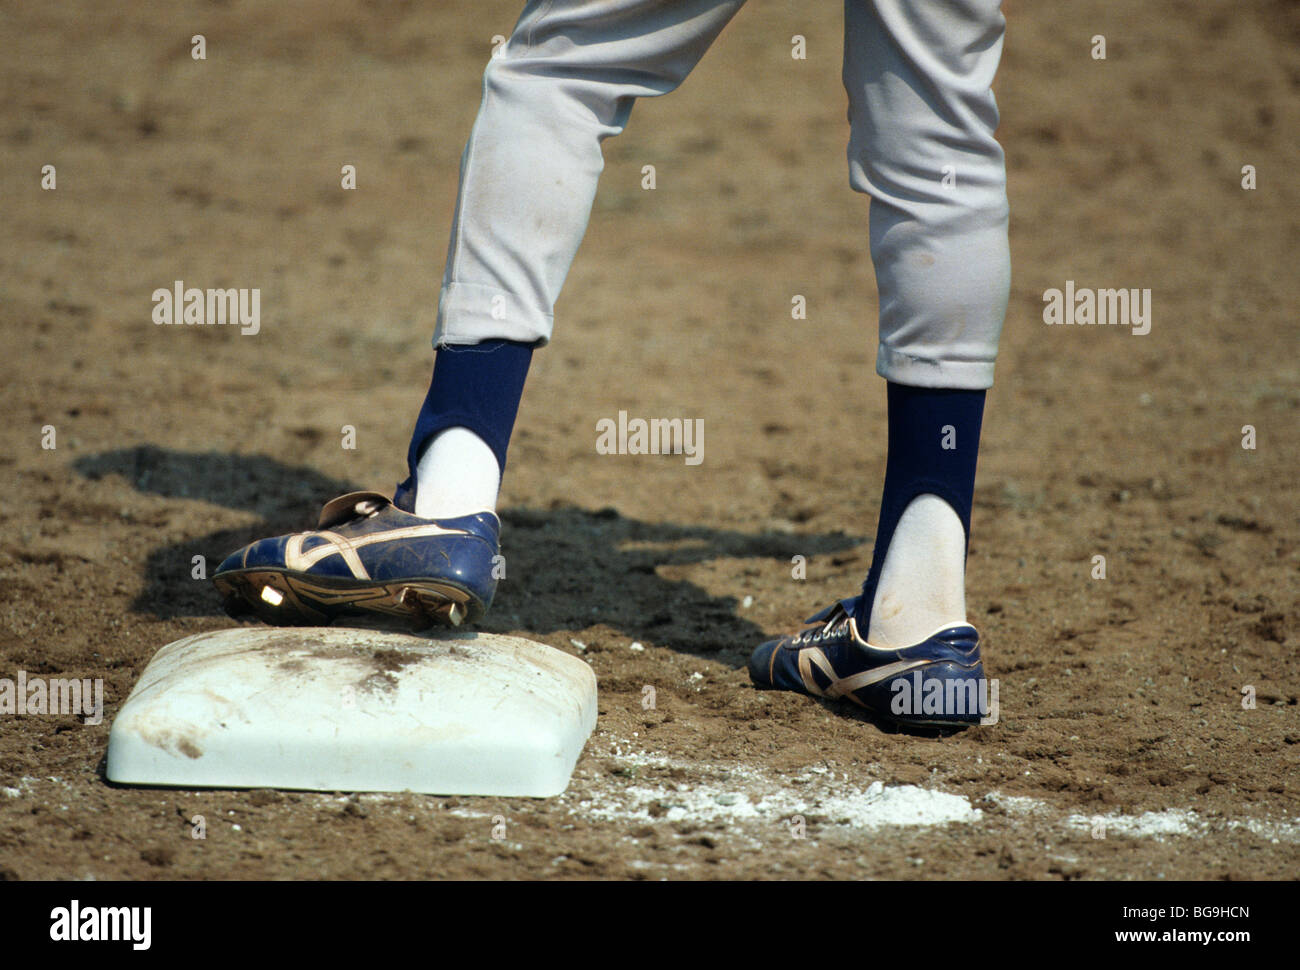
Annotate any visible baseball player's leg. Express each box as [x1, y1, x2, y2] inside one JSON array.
[[400, 0, 749, 524], [214, 0, 748, 627], [749, 0, 1009, 725], [846, 0, 1009, 649]]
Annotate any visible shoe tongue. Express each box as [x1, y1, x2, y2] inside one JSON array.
[[803, 596, 858, 626], [316, 491, 392, 529], [391, 475, 417, 514]]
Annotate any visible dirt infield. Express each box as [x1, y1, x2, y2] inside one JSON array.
[[1, 0, 1296, 879]]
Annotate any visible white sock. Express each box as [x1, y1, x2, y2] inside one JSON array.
[[866, 493, 968, 648], [413, 426, 501, 519]]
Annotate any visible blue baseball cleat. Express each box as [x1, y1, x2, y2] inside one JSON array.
[[213, 490, 499, 628], [749, 598, 989, 729]]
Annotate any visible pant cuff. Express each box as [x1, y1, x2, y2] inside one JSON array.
[[876, 345, 996, 390], [435, 281, 553, 346]]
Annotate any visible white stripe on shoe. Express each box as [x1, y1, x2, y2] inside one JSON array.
[[284, 523, 472, 578], [796, 646, 932, 703]]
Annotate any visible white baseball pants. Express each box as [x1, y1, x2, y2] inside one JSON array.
[[435, 0, 1010, 390]]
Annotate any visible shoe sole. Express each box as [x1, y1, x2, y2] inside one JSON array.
[[749, 681, 984, 730], [213, 568, 484, 629]]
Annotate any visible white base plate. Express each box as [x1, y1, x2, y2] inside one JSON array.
[[105, 627, 597, 797]]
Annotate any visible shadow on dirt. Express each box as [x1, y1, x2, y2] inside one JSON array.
[[75, 446, 866, 662]]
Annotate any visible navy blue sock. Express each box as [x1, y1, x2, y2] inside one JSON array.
[[393, 339, 533, 512], [853, 382, 986, 631]]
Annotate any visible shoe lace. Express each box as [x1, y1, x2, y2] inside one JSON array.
[[794, 613, 851, 646]]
